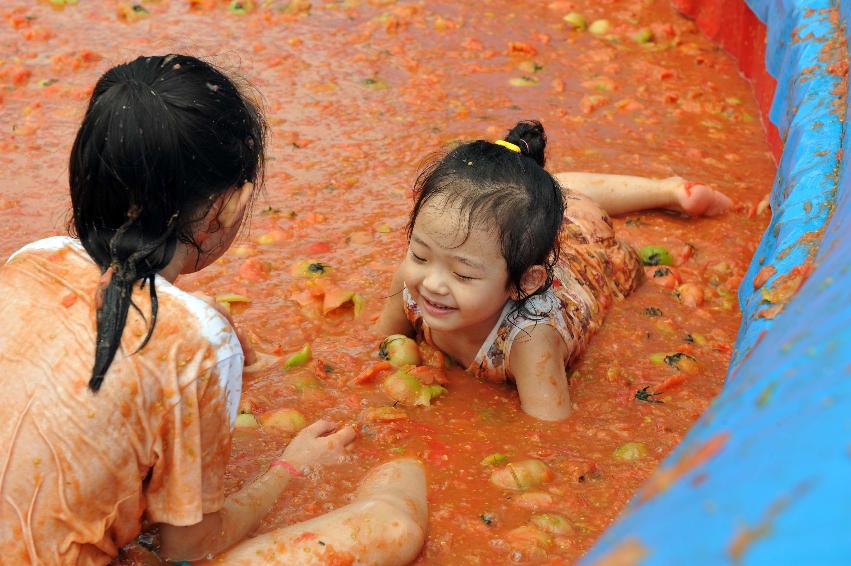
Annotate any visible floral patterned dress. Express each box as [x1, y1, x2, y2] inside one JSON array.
[[402, 191, 643, 382]]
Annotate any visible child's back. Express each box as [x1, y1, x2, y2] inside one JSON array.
[[0, 236, 242, 564]]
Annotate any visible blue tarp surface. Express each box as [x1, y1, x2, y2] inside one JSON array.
[[581, 1, 851, 564]]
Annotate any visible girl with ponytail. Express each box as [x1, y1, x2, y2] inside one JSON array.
[[378, 120, 732, 421], [0, 55, 427, 565]]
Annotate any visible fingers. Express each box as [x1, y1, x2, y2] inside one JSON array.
[[302, 419, 338, 437], [327, 425, 357, 447]]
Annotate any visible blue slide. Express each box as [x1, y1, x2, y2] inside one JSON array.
[[581, 1, 851, 564]]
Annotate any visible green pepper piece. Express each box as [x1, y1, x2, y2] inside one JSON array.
[[284, 343, 312, 369]]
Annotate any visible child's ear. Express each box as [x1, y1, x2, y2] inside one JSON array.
[[204, 182, 254, 232], [510, 265, 548, 300], [218, 182, 254, 229]]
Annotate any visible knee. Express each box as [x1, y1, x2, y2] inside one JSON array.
[[360, 497, 427, 558]]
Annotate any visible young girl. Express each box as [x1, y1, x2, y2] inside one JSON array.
[[0, 55, 427, 565], [377, 120, 731, 421]]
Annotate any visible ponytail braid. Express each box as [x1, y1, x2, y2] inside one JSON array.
[[89, 211, 178, 392]]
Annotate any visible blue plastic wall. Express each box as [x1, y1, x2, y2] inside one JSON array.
[[581, 1, 851, 564]]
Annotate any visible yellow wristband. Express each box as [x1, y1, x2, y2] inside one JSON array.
[[494, 139, 521, 153]]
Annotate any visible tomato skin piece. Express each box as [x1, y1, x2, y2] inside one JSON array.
[[305, 241, 332, 254], [654, 374, 687, 393], [645, 266, 681, 289], [352, 361, 392, 384], [238, 257, 270, 282]]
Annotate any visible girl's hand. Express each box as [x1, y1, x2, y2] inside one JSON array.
[[281, 419, 357, 469]]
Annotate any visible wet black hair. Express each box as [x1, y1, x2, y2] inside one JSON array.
[[407, 120, 564, 315], [69, 54, 266, 392]]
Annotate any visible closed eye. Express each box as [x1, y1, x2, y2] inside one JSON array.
[[455, 273, 477, 281], [410, 251, 426, 263]]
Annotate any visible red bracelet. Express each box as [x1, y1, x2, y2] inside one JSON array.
[[270, 459, 304, 477]]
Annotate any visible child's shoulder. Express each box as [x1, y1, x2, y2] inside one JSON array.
[[505, 288, 565, 326], [500, 287, 583, 369], [4, 235, 239, 359], [5, 235, 83, 264]]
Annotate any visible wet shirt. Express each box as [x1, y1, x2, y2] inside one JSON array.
[[0, 237, 243, 566], [403, 191, 643, 382]]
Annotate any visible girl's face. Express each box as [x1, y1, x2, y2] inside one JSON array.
[[182, 183, 252, 275], [402, 197, 512, 339]]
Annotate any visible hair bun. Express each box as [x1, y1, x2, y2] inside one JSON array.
[[504, 120, 547, 167]]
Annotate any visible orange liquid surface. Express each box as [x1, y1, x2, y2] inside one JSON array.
[[0, 0, 775, 563]]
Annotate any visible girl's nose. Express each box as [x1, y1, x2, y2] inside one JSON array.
[[422, 269, 449, 295]]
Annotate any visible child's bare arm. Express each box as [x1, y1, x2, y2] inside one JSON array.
[[211, 459, 427, 565], [375, 266, 415, 337], [554, 172, 732, 217], [158, 420, 356, 561], [509, 325, 572, 421]]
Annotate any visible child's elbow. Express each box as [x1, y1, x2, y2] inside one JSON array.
[[158, 515, 224, 562]]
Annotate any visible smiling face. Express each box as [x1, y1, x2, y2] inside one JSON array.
[[402, 197, 513, 340]]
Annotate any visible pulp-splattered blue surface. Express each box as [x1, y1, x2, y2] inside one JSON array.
[[582, 1, 851, 564]]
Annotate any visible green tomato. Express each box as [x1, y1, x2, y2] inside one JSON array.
[[563, 12, 587, 30], [588, 19, 611, 35], [381, 367, 446, 407], [633, 28, 653, 43], [228, 1, 250, 15], [480, 453, 509, 466], [509, 76, 540, 87], [293, 375, 324, 392], [234, 413, 260, 429], [259, 408, 306, 433], [613, 442, 648, 461], [530, 513, 572, 535], [639, 245, 674, 266], [490, 459, 553, 491], [378, 335, 421, 367]]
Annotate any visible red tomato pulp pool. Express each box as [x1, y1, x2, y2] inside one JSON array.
[[0, 0, 775, 563]]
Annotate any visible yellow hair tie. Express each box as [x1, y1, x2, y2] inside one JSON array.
[[494, 139, 521, 153]]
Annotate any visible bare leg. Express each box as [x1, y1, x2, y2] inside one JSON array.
[[207, 459, 427, 566], [554, 172, 732, 217]]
